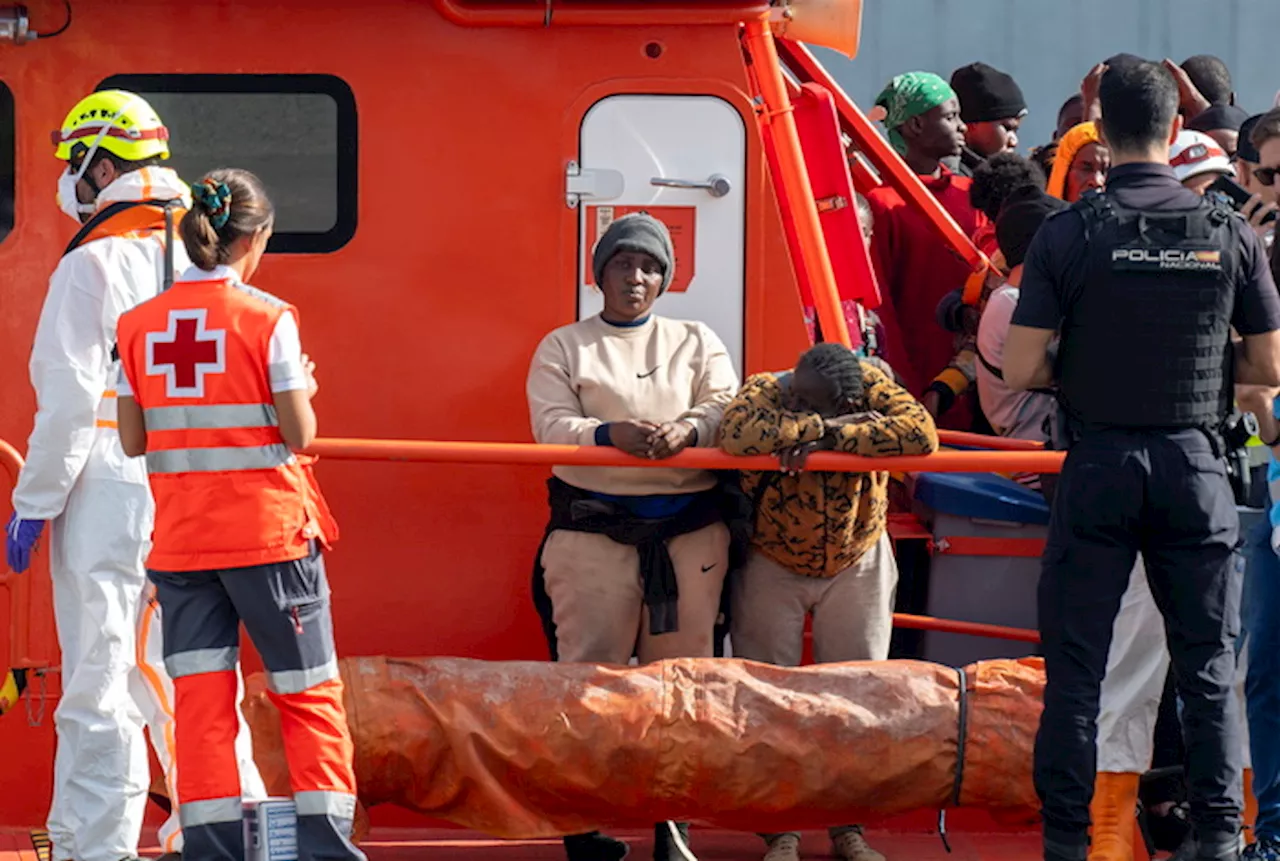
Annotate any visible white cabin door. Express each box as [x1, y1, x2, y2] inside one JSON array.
[[575, 94, 747, 376]]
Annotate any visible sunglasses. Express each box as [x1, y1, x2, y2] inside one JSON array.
[[1255, 166, 1279, 187]]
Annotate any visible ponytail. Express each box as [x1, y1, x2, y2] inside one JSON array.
[[180, 168, 274, 271]]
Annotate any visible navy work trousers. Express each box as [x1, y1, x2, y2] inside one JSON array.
[[1035, 428, 1243, 860], [149, 545, 365, 861]]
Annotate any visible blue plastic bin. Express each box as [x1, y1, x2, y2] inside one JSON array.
[[910, 472, 1049, 667]]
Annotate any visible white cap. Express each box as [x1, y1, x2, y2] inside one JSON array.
[[1170, 130, 1235, 183]]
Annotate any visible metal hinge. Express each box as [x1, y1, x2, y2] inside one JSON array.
[[565, 160, 624, 209], [0, 5, 32, 44]]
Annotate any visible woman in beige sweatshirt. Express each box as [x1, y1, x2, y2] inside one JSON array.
[[527, 213, 739, 861]]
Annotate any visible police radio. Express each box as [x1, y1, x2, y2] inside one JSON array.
[[1222, 408, 1260, 506]]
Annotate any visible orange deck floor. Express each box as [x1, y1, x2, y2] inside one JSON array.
[[0, 827, 1052, 860]]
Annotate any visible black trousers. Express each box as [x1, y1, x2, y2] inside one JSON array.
[[1034, 428, 1243, 858]]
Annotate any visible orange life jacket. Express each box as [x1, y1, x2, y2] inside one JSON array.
[[65, 199, 186, 255], [62, 196, 186, 429], [117, 275, 338, 572]]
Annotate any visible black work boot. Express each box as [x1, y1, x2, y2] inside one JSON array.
[[564, 831, 630, 861], [652, 822, 691, 861]]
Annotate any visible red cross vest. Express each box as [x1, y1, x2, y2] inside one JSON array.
[[116, 274, 338, 572]]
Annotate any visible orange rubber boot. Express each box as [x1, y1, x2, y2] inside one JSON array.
[[1246, 768, 1258, 845], [1089, 772, 1140, 861]]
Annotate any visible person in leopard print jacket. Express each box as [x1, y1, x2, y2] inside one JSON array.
[[717, 342, 937, 861]]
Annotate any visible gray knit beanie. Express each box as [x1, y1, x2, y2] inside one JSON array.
[[592, 212, 674, 293]]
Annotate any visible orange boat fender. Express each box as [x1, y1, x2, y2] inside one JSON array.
[[232, 656, 1045, 838]]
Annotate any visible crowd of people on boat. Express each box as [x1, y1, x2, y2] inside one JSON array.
[[4, 46, 1280, 861], [526, 54, 1280, 861]]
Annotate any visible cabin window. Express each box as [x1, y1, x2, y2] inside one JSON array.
[[96, 74, 357, 254], [0, 82, 14, 244]]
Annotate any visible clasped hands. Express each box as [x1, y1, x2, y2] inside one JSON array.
[[609, 419, 698, 460]]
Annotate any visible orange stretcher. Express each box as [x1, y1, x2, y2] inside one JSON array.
[[236, 655, 1045, 839]]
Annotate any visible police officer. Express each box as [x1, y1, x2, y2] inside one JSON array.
[[1002, 59, 1280, 861]]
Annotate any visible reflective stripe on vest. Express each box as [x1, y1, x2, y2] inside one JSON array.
[[147, 444, 295, 475], [144, 403, 278, 432], [144, 403, 290, 474]]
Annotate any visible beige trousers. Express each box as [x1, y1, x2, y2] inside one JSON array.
[[730, 532, 899, 666], [732, 533, 898, 847], [541, 522, 730, 664]]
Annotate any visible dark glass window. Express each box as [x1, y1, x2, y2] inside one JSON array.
[[98, 74, 357, 253], [0, 82, 14, 244]]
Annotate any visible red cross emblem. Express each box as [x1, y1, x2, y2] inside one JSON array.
[[145, 309, 226, 398]]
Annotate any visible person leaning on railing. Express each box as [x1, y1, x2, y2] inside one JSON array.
[[525, 212, 740, 861], [717, 341, 937, 861]]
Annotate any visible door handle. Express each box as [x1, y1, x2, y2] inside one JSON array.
[[650, 174, 732, 198]]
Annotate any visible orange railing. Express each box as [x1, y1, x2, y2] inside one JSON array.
[[893, 613, 1039, 644], [0, 435, 1049, 682], [308, 438, 1062, 473], [309, 437, 1053, 645], [937, 430, 1045, 451]]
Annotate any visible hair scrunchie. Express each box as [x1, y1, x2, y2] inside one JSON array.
[[192, 178, 232, 229]]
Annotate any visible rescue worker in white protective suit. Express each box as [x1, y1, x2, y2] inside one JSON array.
[[4, 90, 264, 861], [1090, 559, 1252, 861]]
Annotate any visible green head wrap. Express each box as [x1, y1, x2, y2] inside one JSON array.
[[875, 72, 957, 156]]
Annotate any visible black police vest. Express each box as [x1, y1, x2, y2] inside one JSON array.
[[1056, 192, 1240, 429]]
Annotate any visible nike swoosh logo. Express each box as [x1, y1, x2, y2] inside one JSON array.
[[637, 367, 659, 379], [701, 563, 715, 573]]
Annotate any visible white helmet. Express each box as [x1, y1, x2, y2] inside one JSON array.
[[1169, 130, 1234, 184]]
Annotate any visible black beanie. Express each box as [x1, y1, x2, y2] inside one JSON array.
[[1238, 114, 1265, 163], [1187, 103, 1251, 135], [950, 62, 1027, 124], [996, 186, 1066, 268], [592, 213, 674, 293]]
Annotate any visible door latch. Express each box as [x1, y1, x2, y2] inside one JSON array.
[[650, 174, 732, 198]]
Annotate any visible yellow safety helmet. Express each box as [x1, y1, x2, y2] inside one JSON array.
[[51, 89, 170, 163]]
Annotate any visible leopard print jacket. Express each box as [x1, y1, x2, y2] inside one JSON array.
[[719, 363, 938, 578]]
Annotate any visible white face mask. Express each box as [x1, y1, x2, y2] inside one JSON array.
[[56, 168, 87, 223]]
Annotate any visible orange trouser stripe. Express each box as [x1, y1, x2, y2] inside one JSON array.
[[98, 389, 118, 429], [269, 678, 358, 795], [135, 595, 180, 852], [174, 671, 242, 804]]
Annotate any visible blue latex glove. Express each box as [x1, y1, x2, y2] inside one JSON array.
[[5, 514, 44, 574]]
